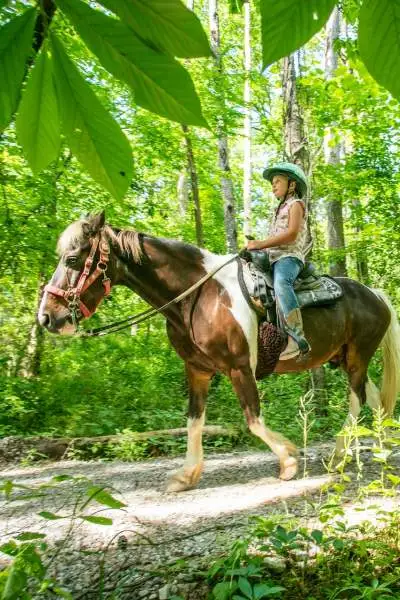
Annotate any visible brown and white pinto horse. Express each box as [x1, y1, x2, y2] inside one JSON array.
[[38, 212, 400, 491]]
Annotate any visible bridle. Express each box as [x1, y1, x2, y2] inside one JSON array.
[[44, 232, 111, 329], [43, 229, 241, 337]]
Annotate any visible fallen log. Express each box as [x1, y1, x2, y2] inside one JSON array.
[[0, 426, 238, 464]]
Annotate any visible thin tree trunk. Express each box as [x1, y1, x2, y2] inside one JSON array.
[[209, 0, 238, 252], [325, 7, 347, 277], [282, 52, 326, 406], [177, 170, 188, 217], [19, 275, 45, 378], [182, 124, 204, 246], [243, 0, 252, 238]]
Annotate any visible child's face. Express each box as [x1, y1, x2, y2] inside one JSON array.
[[271, 175, 289, 199]]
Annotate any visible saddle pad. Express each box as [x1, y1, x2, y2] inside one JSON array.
[[296, 276, 343, 309]]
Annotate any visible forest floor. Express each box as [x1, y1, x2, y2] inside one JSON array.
[[0, 443, 399, 599]]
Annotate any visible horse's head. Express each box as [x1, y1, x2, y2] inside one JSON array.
[[38, 211, 112, 334]]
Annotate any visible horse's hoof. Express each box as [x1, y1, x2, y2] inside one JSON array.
[[279, 457, 298, 481], [166, 477, 193, 493], [166, 463, 203, 493]]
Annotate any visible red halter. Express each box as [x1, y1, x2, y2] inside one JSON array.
[[44, 232, 111, 321]]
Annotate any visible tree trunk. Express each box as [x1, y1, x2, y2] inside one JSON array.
[[325, 6, 347, 277], [282, 52, 326, 407], [18, 275, 45, 378], [243, 0, 252, 239], [177, 171, 188, 217], [209, 0, 238, 252], [182, 124, 204, 246]]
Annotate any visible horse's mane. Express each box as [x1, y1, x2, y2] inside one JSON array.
[[106, 226, 142, 264], [57, 220, 143, 264]]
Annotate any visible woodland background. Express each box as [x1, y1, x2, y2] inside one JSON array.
[[1, 0, 400, 450]]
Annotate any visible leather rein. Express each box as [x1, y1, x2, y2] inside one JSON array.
[[45, 231, 239, 337]]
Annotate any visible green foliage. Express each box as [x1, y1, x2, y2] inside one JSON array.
[[260, 0, 337, 69], [358, 0, 400, 102], [50, 32, 133, 200], [16, 45, 60, 174], [0, 8, 36, 132], [57, 0, 208, 127], [98, 0, 212, 59], [0, 475, 126, 598]]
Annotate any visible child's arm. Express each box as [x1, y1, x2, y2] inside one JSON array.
[[246, 202, 304, 250]]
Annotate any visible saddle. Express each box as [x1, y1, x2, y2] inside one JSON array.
[[240, 250, 343, 321]]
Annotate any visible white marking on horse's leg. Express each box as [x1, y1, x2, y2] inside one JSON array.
[[184, 413, 205, 468], [336, 389, 361, 456], [201, 251, 258, 374], [366, 378, 381, 411], [166, 412, 205, 493], [248, 416, 298, 480]]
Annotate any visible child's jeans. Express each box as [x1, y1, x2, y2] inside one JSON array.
[[272, 256, 303, 317]]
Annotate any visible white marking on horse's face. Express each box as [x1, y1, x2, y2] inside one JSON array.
[[201, 251, 258, 374]]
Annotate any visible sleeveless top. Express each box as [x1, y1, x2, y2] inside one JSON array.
[[268, 196, 308, 265]]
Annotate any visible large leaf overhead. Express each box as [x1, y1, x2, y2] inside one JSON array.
[[98, 0, 212, 59], [57, 0, 208, 127], [260, 0, 336, 69], [359, 0, 400, 102], [50, 33, 133, 200], [16, 46, 61, 174], [0, 8, 36, 132]]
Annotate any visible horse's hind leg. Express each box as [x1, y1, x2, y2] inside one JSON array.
[[336, 345, 368, 456], [167, 364, 213, 493], [230, 365, 298, 480]]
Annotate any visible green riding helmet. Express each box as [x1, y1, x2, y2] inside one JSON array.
[[263, 162, 308, 198]]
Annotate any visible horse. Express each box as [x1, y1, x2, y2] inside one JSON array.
[[38, 212, 400, 491]]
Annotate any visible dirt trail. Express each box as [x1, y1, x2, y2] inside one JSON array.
[[0, 445, 398, 599]]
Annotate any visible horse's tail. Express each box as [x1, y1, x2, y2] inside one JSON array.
[[372, 289, 400, 416]]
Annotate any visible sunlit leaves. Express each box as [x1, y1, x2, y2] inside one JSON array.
[[50, 33, 133, 201], [260, 0, 336, 69], [359, 0, 400, 102], [0, 8, 36, 132], [98, 0, 212, 58], [16, 46, 60, 174], [57, 0, 208, 127]]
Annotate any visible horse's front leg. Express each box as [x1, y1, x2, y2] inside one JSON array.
[[230, 365, 298, 480], [166, 364, 213, 493]]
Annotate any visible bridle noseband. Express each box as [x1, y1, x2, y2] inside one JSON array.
[[44, 232, 111, 328]]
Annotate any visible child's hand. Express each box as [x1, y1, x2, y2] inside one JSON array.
[[246, 240, 265, 251]]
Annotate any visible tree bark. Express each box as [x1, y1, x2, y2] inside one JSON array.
[[209, 0, 238, 252], [18, 275, 46, 378], [182, 124, 204, 246], [243, 0, 252, 239], [325, 7, 347, 277], [177, 170, 188, 217], [282, 52, 326, 406]]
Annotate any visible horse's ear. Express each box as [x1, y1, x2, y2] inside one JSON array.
[[82, 211, 105, 237]]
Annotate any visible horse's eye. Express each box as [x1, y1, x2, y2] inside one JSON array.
[[66, 255, 78, 267]]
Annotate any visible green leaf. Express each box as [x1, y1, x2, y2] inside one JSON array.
[[0, 541, 18, 557], [83, 486, 126, 510], [98, 0, 212, 58], [16, 46, 61, 174], [56, 0, 208, 127], [359, 0, 400, 102], [38, 511, 67, 520], [2, 565, 27, 600], [213, 581, 238, 600], [0, 8, 37, 132], [50, 33, 132, 201], [80, 515, 113, 525], [15, 532, 46, 541], [254, 583, 286, 599], [260, 0, 336, 69], [238, 577, 253, 600]]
